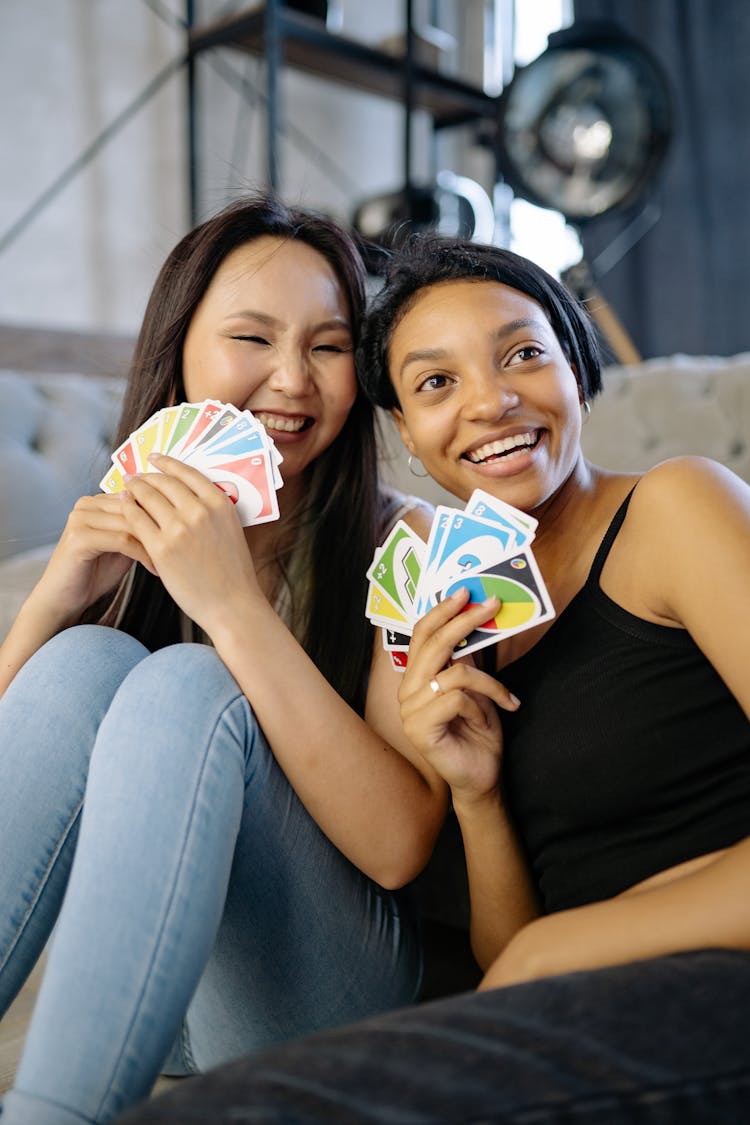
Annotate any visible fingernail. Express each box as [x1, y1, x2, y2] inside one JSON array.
[[122, 473, 134, 482], [147, 452, 163, 463], [482, 595, 500, 608], [449, 587, 467, 600], [509, 693, 521, 708]]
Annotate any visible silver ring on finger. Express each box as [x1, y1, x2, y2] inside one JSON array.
[[429, 677, 443, 697]]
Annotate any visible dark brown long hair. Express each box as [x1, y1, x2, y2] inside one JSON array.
[[86, 193, 379, 714]]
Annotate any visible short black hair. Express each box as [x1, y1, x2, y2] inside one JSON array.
[[357, 234, 602, 411]]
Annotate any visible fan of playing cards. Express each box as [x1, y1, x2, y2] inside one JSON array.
[[366, 489, 555, 668], [100, 399, 283, 526]]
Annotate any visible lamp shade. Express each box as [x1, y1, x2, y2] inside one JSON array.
[[496, 21, 673, 222]]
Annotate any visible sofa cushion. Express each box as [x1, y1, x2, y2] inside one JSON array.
[[0, 543, 55, 642], [0, 370, 125, 563], [583, 352, 750, 481]]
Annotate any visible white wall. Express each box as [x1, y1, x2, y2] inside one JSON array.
[[0, 0, 495, 337], [0, 1, 186, 333]]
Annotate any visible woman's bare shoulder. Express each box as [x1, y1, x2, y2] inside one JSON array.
[[378, 485, 435, 539], [629, 456, 750, 531]]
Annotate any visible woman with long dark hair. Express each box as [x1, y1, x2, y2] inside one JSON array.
[[0, 195, 443, 1124]]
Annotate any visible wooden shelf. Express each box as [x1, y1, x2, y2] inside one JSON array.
[[188, 5, 498, 130]]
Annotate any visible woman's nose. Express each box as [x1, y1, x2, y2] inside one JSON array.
[[267, 352, 314, 397], [461, 370, 519, 420]]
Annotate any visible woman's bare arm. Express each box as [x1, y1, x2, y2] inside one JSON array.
[[481, 834, 750, 989], [0, 493, 152, 698]]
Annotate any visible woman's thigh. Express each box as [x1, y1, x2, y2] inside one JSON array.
[[173, 727, 423, 1072]]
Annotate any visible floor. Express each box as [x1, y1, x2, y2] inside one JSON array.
[[0, 957, 44, 1098], [0, 954, 179, 1102]]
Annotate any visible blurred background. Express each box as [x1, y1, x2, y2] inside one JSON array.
[[1, 0, 749, 361]]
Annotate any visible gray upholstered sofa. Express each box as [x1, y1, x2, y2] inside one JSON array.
[[1, 328, 750, 644], [0, 324, 131, 641]]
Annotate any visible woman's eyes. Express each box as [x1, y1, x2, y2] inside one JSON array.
[[232, 337, 350, 354], [234, 334, 270, 346], [508, 344, 543, 365], [313, 343, 351, 354], [413, 345, 544, 392], [416, 372, 453, 393]]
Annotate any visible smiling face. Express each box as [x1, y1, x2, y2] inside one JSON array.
[[388, 278, 585, 511], [182, 236, 357, 484]]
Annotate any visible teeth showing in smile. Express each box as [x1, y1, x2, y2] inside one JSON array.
[[465, 430, 539, 464], [256, 412, 309, 433]]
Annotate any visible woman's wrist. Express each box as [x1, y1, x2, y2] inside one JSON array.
[[19, 583, 80, 637], [450, 783, 505, 819], [203, 586, 276, 654]]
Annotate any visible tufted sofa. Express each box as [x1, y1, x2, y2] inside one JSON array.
[[0, 369, 125, 639], [1, 348, 750, 643], [581, 351, 750, 480]]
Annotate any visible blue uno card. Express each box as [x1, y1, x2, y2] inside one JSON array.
[[419, 509, 517, 615], [464, 489, 536, 548]]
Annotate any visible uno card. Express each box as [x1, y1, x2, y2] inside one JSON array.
[[382, 626, 411, 650], [101, 399, 283, 527], [365, 490, 553, 658], [163, 402, 205, 456], [198, 450, 279, 525], [100, 462, 126, 494], [154, 405, 182, 454], [366, 582, 411, 631], [111, 435, 140, 476], [173, 400, 226, 458], [382, 625, 411, 671], [131, 413, 163, 470], [438, 549, 555, 658], [366, 521, 425, 623], [417, 507, 518, 615], [184, 404, 240, 454], [414, 505, 457, 615], [187, 411, 256, 454], [186, 419, 268, 464], [189, 414, 284, 488], [464, 488, 536, 547]]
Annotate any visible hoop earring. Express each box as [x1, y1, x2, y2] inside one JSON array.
[[581, 399, 591, 423], [408, 453, 429, 478]]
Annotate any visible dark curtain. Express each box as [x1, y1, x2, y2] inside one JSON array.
[[569, 0, 750, 359]]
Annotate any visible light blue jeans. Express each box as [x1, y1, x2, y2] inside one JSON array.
[[0, 626, 421, 1124]]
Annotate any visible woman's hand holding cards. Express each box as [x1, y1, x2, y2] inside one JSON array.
[[119, 452, 261, 637], [398, 587, 520, 806], [30, 492, 156, 629]]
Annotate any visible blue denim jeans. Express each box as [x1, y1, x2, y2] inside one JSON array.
[[116, 949, 750, 1124], [0, 626, 421, 1125]]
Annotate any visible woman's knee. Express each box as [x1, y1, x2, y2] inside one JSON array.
[[1, 625, 149, 741], [0, 627, 151, 796], [117, 643, 242, 712], [22, 624, 149, 687], [94, 643, 258, 773]]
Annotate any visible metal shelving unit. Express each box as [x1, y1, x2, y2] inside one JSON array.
[[186, 1, 499, 221]]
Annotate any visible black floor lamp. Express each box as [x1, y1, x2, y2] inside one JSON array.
[[494, 20, 674, 364]]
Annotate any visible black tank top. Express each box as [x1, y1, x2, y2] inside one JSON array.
[[499, 489, 750, 913]]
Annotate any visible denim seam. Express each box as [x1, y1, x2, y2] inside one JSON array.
[[176, 1018, 199, 1076], [0, 796, 84, 975], [94, 690, 245, 1118]]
